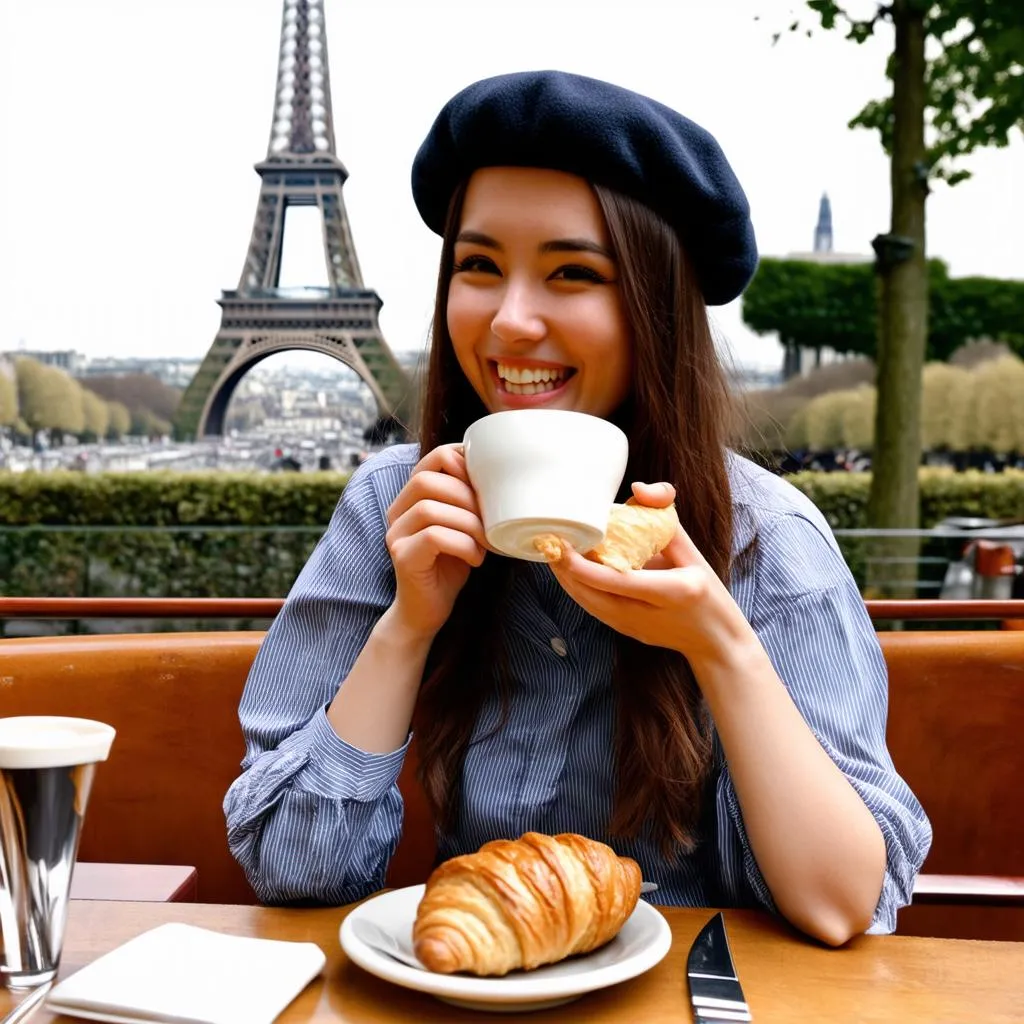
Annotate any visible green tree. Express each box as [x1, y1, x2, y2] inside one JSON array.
[[786, 402, 812, 450], [15, 358, 85, 437], [741, 259, 877, 363], [0, 365, 17, 427], [805, 392, 848, 450], [106, 401, 131, 439], [81, 389, 111, 441], [841, 386, 877, 450], [81, 374, 181, 424], [130, 409, 172, 439], [791, 0, 1024, 534], [920, 362, 968, 450], [971, 355, 1024, 453], [742, 258, 1024, 362]]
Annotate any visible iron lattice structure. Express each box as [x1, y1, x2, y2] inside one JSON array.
[[174, 0, 414, 440]]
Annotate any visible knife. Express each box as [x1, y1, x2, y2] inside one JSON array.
[[686, 912, 752, 1023]]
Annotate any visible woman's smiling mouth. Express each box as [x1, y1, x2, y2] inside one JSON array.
[[493, 360, 576, 396]]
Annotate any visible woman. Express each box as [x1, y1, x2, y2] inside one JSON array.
[[225, 71, 930, 944]]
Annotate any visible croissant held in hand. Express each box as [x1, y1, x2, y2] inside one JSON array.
[[534, 499, 679, 572], [412, 832, 642, 976]]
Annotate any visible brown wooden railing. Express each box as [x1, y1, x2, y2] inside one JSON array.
[[865, 600, 1024, 622], [0, 598, 283, 619], [0, 597, 1023, 622]]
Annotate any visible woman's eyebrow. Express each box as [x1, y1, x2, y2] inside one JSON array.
[[540, 238, 614, 259], [455, 230, 501, 249], [454, 232, 614, 260]]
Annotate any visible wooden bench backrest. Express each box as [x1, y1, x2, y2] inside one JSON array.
[[1, 632, 263, 905], [880, 631, 1024, 879], [2, 629, 1021, 927]]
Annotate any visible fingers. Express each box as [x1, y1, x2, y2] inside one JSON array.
[[417, 442, 468, 480], [388, 444, 480, 526], [386, 444, 488, 570], [388, 525, 486, 571], [626, 482, 713, 572], [550, 544, 709, 606], [387, 498, 488, 555], [629, 480, 676, 508]]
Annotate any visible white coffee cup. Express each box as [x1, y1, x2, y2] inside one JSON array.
[[463, 410, 629, 561]]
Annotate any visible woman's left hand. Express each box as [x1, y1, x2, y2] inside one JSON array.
[[548, 482, 753, 667]]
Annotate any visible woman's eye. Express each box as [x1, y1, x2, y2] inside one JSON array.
[[453, 255, 500, 275], [550, 264, 609, 284]]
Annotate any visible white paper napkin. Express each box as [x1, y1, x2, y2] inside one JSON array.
[[45, 922, 326, 1024]]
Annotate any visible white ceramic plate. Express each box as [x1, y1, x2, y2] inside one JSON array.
[[340, 884, 672, 1013]]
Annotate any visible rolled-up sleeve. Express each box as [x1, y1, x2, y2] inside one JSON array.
[[716, 511, 932, 934], [224, 448, 417, 905]]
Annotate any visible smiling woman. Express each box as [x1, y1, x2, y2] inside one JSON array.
[[224, 70, 932, 950]]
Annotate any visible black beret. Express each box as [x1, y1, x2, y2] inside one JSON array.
[[411, 70, 758, 306]]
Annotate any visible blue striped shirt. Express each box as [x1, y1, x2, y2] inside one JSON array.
[[224, 444, 931, 932]]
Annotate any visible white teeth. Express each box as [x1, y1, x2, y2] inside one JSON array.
[[496, 362, 567, 387], [504, 379, 561, 396]]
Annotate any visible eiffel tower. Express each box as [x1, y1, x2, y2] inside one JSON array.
[[174, 0, 413, 440]]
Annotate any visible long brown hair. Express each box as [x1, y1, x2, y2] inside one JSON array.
[[413, 179, 735, 856]]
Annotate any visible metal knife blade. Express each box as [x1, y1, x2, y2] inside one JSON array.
[[686, 912, 752, 1023]]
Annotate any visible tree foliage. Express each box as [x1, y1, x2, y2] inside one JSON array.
[[81, 389, 110, 440], [80, 374, 182, 424], [841, 386, 877, 450], [130, 410, 172, 439], [805, 391, 849, 450], [920, 362, 971, 449], [106, 401, 131, 439], [15, 358, 85, 435], [0, 363, 18, 427], [971, 356, 1024, 453], [739, 352, 1024, 454], [742, 257, 1024, 361], [801, 0, 1024, 184], [775, 0, 1023, 556]]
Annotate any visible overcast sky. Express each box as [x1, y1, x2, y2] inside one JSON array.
[[0, 0, 1020, 375]]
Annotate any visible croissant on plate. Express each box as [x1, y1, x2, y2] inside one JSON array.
[[412, 831, 642, 976], [534, 499, 679, 572]]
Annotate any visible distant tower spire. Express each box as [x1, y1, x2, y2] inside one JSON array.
[[267, 0, 336, 159], [814, 192, 833, 253]]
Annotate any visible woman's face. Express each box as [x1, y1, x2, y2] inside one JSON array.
[[447, 167, 632, 418]]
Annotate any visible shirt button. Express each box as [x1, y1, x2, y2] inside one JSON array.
[[550, 637, 568, 657]]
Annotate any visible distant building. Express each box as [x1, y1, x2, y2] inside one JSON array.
[[782, 193, 872, 378], [5, 349, 86, 375], [79, 357, 202, 388]]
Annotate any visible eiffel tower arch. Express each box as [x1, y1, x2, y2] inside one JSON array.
[[174, 0, 414, 441]]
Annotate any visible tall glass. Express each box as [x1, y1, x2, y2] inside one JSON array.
[[0, 716, 115, 989]]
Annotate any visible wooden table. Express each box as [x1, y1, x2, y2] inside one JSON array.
[[2, 900, 1022, 1022]]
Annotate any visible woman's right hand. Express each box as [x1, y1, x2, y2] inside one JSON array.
[[384, 443, 488, 640]]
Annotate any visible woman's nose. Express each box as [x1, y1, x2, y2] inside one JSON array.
[[490, 280, 546, 344]]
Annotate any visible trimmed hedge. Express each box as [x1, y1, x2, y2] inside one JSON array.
[[0, 470, 351, 526], [0, 471, 351, 601], [0, 468, 1020, 603], [788, 468, 1024, 529], [3, 467, 1020, 531]]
